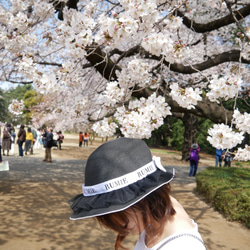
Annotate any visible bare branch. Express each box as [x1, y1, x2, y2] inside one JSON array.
[[177, 4, 250, 33]]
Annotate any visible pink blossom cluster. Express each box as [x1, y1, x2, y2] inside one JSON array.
[[8, 99, 24, 115]]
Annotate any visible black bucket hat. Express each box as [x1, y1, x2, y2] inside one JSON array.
[[69, 138, 175, 220], [191, 143, 198, 149]]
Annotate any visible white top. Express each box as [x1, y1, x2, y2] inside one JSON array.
[[134, 220, 206, 250]]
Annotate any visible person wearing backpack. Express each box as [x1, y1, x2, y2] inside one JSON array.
[[43, 127, 53, 162], [188, 143, 200, 177]]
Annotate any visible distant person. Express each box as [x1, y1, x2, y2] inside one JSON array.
[[83, 132, 89, 147], [43, 127, 53, 163], [79, 132, 83, 147], [215, 148, 223, 167], [223, 150, 234, 167], [41, 128, 48, 149], [2, 125, 11, 156], [57, 131, 64, 150], [10, 123, 16, 144], [0, 127, 2, 163], [17, 125, 26, 158], [24, 127, 33, 155], [31, 128, 37, 154], [189, 143, 200, 177], [35, 129, 42, 149], [69, 138, 206, 250]]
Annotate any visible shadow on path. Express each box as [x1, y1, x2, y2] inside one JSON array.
[[0, 157, 248, 250]]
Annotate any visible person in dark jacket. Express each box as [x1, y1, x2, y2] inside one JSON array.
[[17, 125, 26, 157], [43, 127, 53, 163]]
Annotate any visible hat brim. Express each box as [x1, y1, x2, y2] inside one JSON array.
[[69, 167, 175, 220]]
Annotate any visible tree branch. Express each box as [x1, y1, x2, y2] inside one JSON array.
[[177, 4, 250, 33], [110, 47, 250, 75], [85, 45, 121, 81]]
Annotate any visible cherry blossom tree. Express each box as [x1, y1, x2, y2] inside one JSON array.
[[1, 0, 250, 160]]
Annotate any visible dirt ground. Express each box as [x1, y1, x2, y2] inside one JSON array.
[[0, 134, 249, 250]]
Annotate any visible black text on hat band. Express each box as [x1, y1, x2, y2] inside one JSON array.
[[82, 159, 162, 196]]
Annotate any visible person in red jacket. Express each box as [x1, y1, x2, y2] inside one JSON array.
[[79, 132, 84, 147]]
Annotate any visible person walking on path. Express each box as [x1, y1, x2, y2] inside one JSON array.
[[31, 128, 37, 154], [17, 125, 26, 158], [79, 132, 83, 147], [41, 128, 48, 149], [34, 129, 42, 149], [43, 127, 53, 163], [189, 143, 200, 177], [10, 123, 16, 144], [2, 125, 11, 156], [0, 127, 2, 163], [215, 148, 223, 167], [69, 138, 206, 250], [24, 127, 33, 155], [57, 131, 64, 150], [83, 132, 89, 147], [223, 150, 234, 167]]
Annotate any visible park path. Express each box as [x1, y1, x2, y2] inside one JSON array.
[[0, 140, 249, 249]]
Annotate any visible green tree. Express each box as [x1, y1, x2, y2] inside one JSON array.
[[1, 84, 33, 124], [0, 89, 8, 122], [23, 89, 42, 124]]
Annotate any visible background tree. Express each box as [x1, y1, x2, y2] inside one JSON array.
[[0, 85, 33, 124], [0, 89, 8, 122], [22, 89, 43, 125]]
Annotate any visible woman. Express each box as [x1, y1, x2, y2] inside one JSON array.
[[43, 127, 53, 163], [69, 138, 206, 250], [83, 132, 89, 147], [189, 143, 200, 177], [57, 130, 63, 150], [2, 126, 11, 156], [24, 127, 33, 155], [17, 125, 26, 157]]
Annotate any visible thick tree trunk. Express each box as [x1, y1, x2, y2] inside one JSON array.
[[155, 132, 162, 148], [181, 113, 198, 161]]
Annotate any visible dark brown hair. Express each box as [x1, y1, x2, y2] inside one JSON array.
[[96, 184, 175, 250]]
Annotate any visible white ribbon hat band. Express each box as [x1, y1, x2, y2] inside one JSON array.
[[82, 156, 166, 197]]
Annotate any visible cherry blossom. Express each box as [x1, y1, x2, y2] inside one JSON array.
[[232, 109, 250, 134], [207, 124, 244, 150], [206, 74, 242, 103], [8, 99, 24, 115], [170, 83, 202, 109], [92, 118, 118, 138], [234, 145, 250, 161], [0, 0, 248, 157], [112, 93, 171, 139]]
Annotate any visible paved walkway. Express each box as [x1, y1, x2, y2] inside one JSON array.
[[0, 156, 249, 250], [0, 156, 201, 184]]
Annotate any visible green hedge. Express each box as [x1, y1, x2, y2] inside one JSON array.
[[196, 167, 250, 228]]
